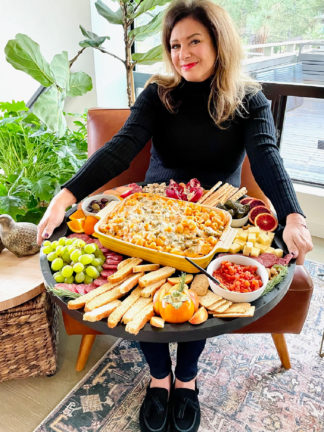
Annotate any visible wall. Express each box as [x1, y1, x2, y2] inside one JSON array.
[[90, 0, 128, 108], [0, 0, 97, 116]]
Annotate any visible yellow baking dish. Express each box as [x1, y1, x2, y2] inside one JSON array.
[[94, 194, 232, 273]]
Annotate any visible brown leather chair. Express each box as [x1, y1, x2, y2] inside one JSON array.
[[62, 107, 313, 371]]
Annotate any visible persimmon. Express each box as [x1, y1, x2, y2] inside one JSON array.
[[67, 218, 85, 233], [83, 215, 99, 235], [157, 274, 195, 324]]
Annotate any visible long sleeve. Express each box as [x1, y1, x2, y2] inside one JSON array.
[[243, 91, 304, 224], [62, 84, 160, 202]]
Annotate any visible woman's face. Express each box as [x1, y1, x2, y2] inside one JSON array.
[[170, 16, 217, 82]]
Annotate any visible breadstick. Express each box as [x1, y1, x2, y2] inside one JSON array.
[[198, 181, 222, 203], [228, 187, 247, 202], [219, 186, 238, 204], [203, 183, 229, 205], [205, 184, 231, 206]]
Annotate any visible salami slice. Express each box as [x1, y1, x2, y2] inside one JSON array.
[[103, 262, 118, 270], [105, 254, 123, 261], [254, 253, 278, 268], [278, 253, 294, 266], [75, 284, 88, 295], [100, 269, 115, 278], [93, 277, 108, 287], [55, 283, 78, 293]]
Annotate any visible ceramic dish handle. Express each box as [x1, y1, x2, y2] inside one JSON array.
[[96, 200, 120, 221]]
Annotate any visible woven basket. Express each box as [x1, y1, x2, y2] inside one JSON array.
[[0, 291, 59, 382]]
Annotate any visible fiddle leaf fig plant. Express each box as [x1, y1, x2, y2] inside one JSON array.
[[5, 34, 93, 137], [93, 0, 170, 106]]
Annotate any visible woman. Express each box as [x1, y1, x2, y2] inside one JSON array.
[[37, 1, 313, 431]]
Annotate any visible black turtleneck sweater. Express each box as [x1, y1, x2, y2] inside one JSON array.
[[63, 78, 304, 224]]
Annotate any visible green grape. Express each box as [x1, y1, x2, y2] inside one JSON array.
[[58, 237, 67, 246], [96, 266, 103, 274], [61, 265, 73, 278], [51, 240, 59, 249], [55, 245, 64, 256], [53, 272, 64, 283], [42, 245, 52, 255], [84, 275, 93, 284], [64, 276, 74, 284], [84, 243, 96, 254], [47, 251, 57, 262], [70, 249, 82, 262], [73, 239, 86, 248], [43, 240, 51, 247], [91, 258, 101, 267], [51, 258, 64, 271], [73, 262, 85, 273], [75, 272, 85, 283], [79, 254, 93, 265], [67, 245, 75, 254], [85, 265, 99, 279], [62, 251, 71, 263], [65, 238, 73, 245]]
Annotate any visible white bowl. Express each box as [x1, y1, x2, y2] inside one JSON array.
[[207, 254, 268, 303], [81, 193, 120, 217], [230, 214, 249, 228]]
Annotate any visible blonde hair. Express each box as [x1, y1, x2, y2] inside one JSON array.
[[147, 0, 260, 127]]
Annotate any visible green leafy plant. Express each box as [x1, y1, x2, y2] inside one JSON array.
[[5, 34, 93, 137], [0, 101, 88, 223], [92, 0, 170, 105]]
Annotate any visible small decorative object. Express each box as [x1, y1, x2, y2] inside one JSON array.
[[0, 214, 40, 257], [0, 238, 4, 253]]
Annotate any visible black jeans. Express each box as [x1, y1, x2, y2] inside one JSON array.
[[139, 339, 206, 382]]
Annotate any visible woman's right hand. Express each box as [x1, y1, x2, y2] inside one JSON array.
[[37, 188, 77, 245]]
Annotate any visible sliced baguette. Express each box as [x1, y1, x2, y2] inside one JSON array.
[[133, 263, 160, 273], [83, 300, 121, 322], [108, 257, 142, 283], [117, 257, 134, 270], [107, 288, 142, 328], [139, 266, 176, 288], [125, 303, 154, 335], [84, 286, 124, 312], [122, 297, 152, 324], [118, 272, 144, 294], [67, 281, 122, 310], [140, 279, 166, 298]]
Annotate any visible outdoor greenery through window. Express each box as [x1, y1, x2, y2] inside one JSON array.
[[135, 0, 324, 188]]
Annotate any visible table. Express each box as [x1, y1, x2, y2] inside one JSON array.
[[0, 248, 44, 312], [40, 209, 295, 343]]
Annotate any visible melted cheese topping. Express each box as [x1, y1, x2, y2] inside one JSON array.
[[99, 193, 228, 257]]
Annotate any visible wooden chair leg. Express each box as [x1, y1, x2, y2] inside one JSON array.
[[271, 333, 291, 370], [75, 334, 96, 372]]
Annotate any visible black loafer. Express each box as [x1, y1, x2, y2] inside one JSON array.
[[170, 383, 200, 432], [139, 385, 170, 432]]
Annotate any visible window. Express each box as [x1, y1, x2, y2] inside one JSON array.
[[135, 1, 324, 187]]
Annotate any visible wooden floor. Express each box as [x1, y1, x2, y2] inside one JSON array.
[[281, 97, 324, 186], [0, 237, 323, 432], [255, 63, 324, 187]]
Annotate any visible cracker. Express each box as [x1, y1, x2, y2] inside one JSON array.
[[198, 290, 223, 308], [190, 274, 209, 296]]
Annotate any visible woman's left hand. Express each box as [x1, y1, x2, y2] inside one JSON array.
[[282, 213, 313, 265]]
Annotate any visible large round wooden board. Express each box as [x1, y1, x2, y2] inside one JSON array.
[[0, 249, 44, 311]]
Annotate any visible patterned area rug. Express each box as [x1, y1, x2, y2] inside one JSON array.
[[34, 261, 324, 432]]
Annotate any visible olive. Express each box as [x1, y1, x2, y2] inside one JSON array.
[[101, 198, 109, 204]]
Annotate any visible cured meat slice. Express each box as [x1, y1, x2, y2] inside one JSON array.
[[254, 253, 278, 268], [100, 269, 115, 278], [278, 253, 294, 266], [103, 263, 118, 269], [55, 283, 78, 293], [105, 253, 123, 261], [93, 277, 108, 287]]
